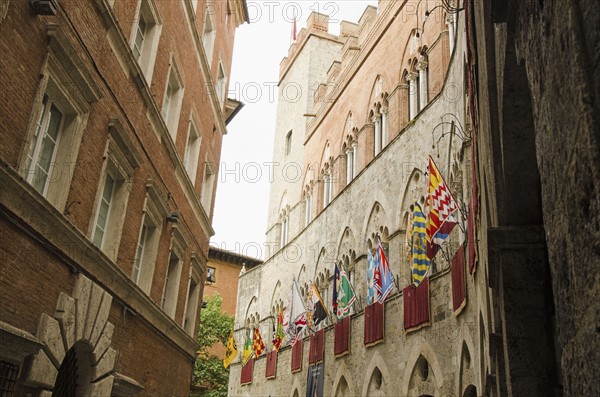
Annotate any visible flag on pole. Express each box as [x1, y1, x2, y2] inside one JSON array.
[[241, 330, 254, 366], [374, 239, 394, 304], [333, 264, 356, 319], [426, 156, 459, 258], [252, 327, 265, 357], [272, 307, 285, 351], [286, 279, 308, 344], [405, 210, 414, 265], [307, 282, 328, 329], [366, 249, 377, 305], [223, 330, 238, 368], [411, 202, 431, 286], [292, 13, 297, 42]]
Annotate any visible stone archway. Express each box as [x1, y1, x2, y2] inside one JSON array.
[[24, 275, 117, 396]]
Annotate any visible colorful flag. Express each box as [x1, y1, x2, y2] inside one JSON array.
[[286, 279, 307, 344], [411, 202, 431, 286], [405, 211, 414, 265], [223, 330, 238, 368], [252, 327, 265, 357], [366, 249, 377, 305], [333, 264, 356, 319], [241, 330, 254, 366], [426, 156, 459, 258], [272, 307, 285, 351], [307, 282, 328, 329], [374, 239, 394, 304]]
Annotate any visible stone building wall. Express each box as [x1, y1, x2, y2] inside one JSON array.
[[230, 2, 481, 395]]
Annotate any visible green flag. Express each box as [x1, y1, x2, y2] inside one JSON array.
[[241, 329, 254, 366], [334, 264, 356, 320]]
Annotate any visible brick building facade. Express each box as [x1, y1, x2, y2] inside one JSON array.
[[230, 0, 599, 396], [0, 0, 247, 395]]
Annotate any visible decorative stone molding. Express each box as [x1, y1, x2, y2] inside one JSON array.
[[23, 274, 121, 393], [0, 321, 41, 366]]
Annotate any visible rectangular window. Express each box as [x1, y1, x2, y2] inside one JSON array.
[[162, 250, 183, 318], [24, 95, 64, 195], [183, 120, 201, 183], [200, 161, 216, 213], [93, 171, 117, 248], [202, 8, 216, 64], [132, 0, 161, 82], [162, 63, 184, 140], [216, 63, 227, 105], [133, 13, 147, 61], [305, 194, 312, 227], [0, 360, 19, 397], [184, 276, 200, 335], [207, 266, 216, 283]]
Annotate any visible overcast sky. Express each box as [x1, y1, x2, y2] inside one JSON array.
[[211, 1, 378, 259]]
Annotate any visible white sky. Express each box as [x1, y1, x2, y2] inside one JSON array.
[[211, 1, 378, 259]]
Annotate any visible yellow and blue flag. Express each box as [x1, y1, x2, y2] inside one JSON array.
[[411, 202, 431, 286]]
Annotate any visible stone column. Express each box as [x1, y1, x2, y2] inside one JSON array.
[[408, 72, 418, 120], [417, 59, 429, 111]]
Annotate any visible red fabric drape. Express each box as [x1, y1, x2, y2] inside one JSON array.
[[334, 316, 351, 356], [240, 358, 254, 385], [308, 329, 325, 364], [451, 244, 467, 314], [291, 339, 303, 373], [265, 350, 277, 379], [468, 199, 477, 274], [363, 302, 384, 346], [403, 277, 430, 331]]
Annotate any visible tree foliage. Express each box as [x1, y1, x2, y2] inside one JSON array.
[[192, 294, 234, 397]]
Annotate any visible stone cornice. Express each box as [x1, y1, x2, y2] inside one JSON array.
[[0, 163, 200, 359]]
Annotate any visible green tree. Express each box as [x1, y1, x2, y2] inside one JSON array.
[[192, 294, 234, 397]]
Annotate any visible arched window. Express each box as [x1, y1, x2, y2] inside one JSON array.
[[417, 51, 429, 111], [304, 190, 313, 227], [406, 64, 419, 120]]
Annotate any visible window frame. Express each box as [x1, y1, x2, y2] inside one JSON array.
[[20, 49, 95, 211], [200, 158, 216, 214], [90, 136, 135, 261], [132, 186, 165, 294], [202, 6, 216, 64], [130, 0, 162, 83], [162, 59, 185, 141], [183, 117, 202, 184], [161, 227, 187, 319]]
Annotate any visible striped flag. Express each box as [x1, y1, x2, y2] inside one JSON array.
[[411, 202, 431, 286], [426, 156, 459, 258], [374, 239, 394, 304]]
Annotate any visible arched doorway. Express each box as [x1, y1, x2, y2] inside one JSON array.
[[52, 342, 94, 397]]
